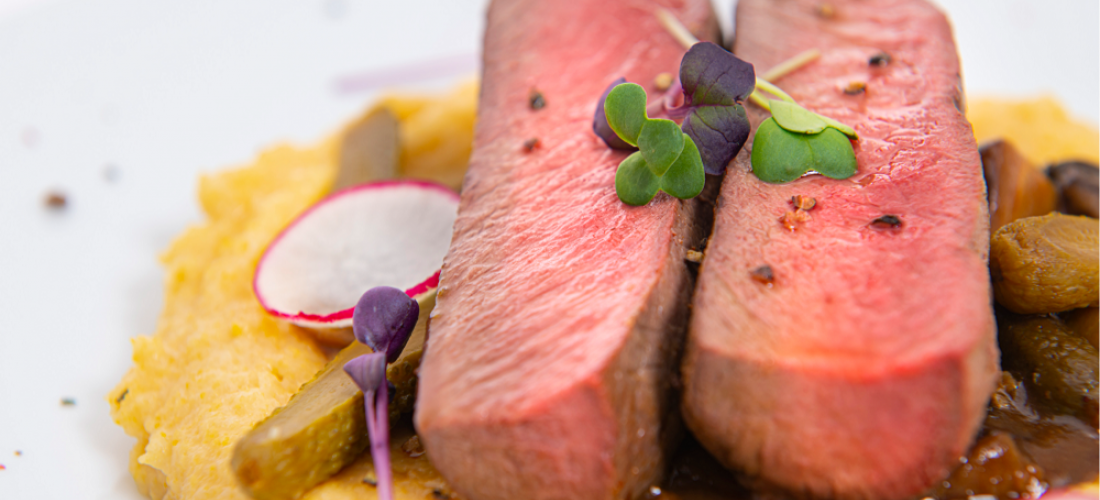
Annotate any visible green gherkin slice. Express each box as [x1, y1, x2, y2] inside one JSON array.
[[231, 291, 434, 500]]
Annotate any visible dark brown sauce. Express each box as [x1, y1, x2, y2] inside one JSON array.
[[649, 374, 1096, 500]]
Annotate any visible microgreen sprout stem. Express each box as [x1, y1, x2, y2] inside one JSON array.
[[656, 9, 699, 49], [762, 49, 821, 81], [343, 287, 420, 500]]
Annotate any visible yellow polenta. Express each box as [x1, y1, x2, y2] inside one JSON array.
[[109, 81, 477, 500], [969, 95, 1100, 166]]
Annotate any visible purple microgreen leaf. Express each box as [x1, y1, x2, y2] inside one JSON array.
[[353, 286, 419, 363], [344, 352, 394, 500], [343, 352, 387, 395], [681, 105, 751, 175], [677, 42, 756, 175], [680, 42, 756, 106], [592, 78, 638, 150]]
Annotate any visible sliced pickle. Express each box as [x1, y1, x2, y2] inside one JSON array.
[[232, 291, 434, 500], [333, 106, 400, 192], [990, 213, 1099, 314]]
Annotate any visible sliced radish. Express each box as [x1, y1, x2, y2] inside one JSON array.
[[254, 180, 458, 329]]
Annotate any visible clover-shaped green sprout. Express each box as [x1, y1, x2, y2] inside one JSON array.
[[749, 96, 858, 184], [604, 83, 704, 206]]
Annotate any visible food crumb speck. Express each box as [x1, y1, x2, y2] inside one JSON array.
[[401, 435, 426, 458], [844, 81, 867, 95], [60, 397, 76, 406], [654, 73, 674, 91], [779, 209, 811, 230], [791, 195, 816, 211], [685, 249, 704, 263], [815, 2, 835, 18], [13, 451, 21, 457], [44, 191, 67, 210], [103, 164, 121, 182]]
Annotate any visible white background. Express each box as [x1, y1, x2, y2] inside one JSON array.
[[0, 0, 1096, 498]]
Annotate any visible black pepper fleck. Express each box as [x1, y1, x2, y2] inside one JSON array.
[[871, 215, 902, 228], [869, 52, 892, 67], [432, 489, 451, 499], [116, 388, 129, 404], [361, 475, 377, 487], [529, 90, 546, 110], [523, 137, 540, 152], [750, 265, 775, 285], [60, 397, 76, 406]]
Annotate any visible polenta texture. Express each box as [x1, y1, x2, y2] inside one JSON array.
[[109, 82, 477, 500]]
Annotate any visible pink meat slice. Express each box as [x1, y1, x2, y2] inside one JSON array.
[[681, 0, 999, 498], [414, 1, 717, 499]]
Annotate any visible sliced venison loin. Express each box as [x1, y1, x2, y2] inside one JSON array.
[[682, 0, 999, 499], [414, 1, 717, 499]]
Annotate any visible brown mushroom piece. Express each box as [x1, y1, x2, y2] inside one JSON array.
[[983, 372, 1100, 489], [933, 431, 1046, 500], [997, 309, 1099, 426], [990, 213, 1099, 314], [1060, 306, 1099, 350], [980, 140, 1058, 232], [1046, 161, 1099, 219]]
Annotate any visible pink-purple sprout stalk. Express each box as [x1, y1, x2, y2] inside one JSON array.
[[342, 286, 420, 500]]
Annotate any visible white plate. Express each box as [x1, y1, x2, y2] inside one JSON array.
[[0, 1, 1094, 498]]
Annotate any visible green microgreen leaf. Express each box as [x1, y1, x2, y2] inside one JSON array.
[[769, 100, 827, 134], [604, 83, 648, 146], [751, 117, 857, 183], [660, 134, 705, 199], [809, 127, 858, 179], [821, 115, 858, 139], [637, 119, 684, 176], [615, 152, 660, 206]]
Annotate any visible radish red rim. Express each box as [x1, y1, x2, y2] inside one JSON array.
[[253, 180, 458, 329]]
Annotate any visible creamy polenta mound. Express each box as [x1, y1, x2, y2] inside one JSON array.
[[969, 95, 1100, 166], [109, 81, 477, 500]]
